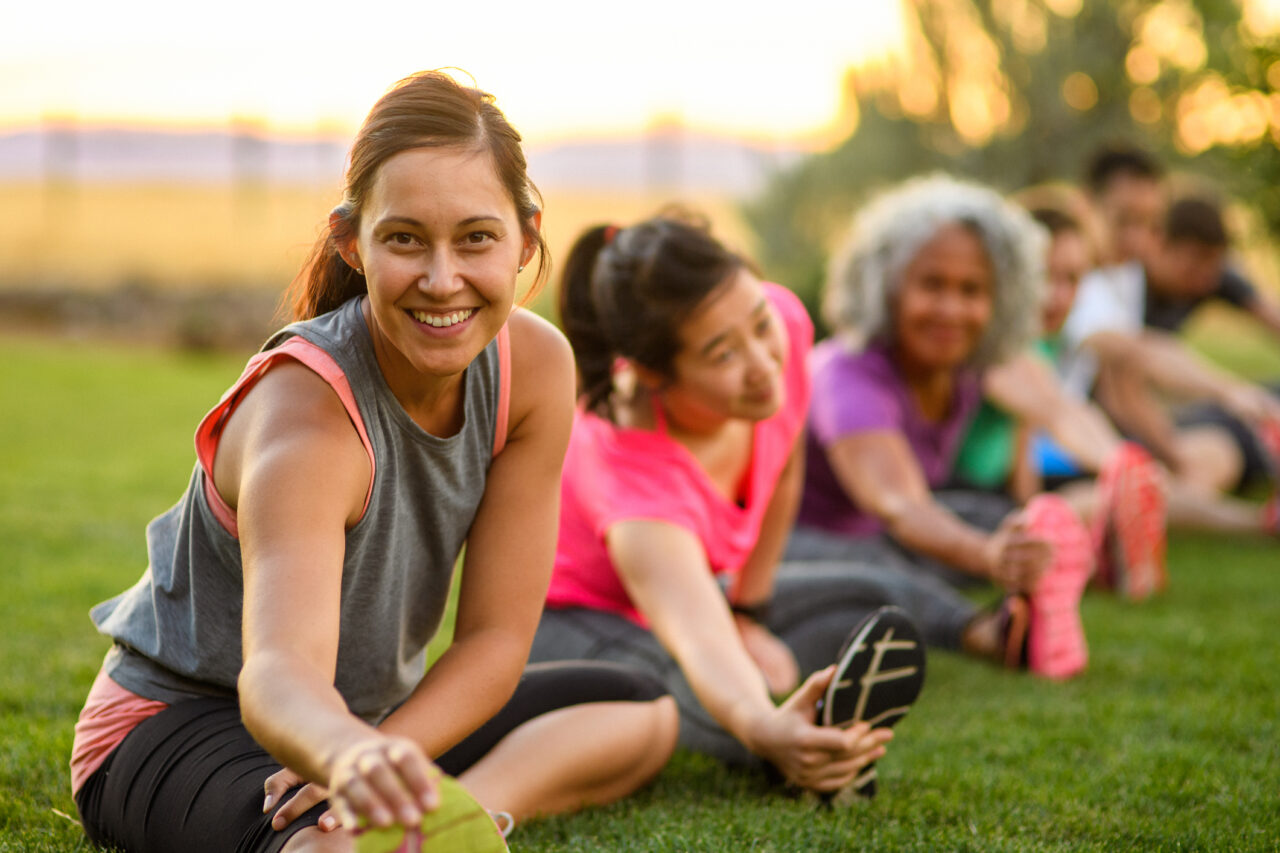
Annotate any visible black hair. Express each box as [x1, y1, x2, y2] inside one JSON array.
[[1028, 205, 1082, 236], [1084, 144, 1165, 196], [557, 212, 744, 418], [1164, 196, 1228, 247]]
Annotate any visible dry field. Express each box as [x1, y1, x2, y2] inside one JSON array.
[[0, 180, 755, 299]]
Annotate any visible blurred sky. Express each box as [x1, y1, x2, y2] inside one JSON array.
[[2, 0, 907, 145]]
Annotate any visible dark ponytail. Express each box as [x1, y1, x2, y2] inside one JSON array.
[[557, 211, 744, 419], [557, 225, 617, 414]]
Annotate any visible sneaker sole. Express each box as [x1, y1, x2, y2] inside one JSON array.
[[1106, 447, 1168, 601], [818, 606, 926, 799], [1024, 495, 1091, 680], [356, 776, 509, 853]]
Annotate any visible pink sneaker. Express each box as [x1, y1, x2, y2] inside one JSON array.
[[1022, 494, 1093, 680], [1256, 417, 1280, 489], [1093, 443, 1168, 601]]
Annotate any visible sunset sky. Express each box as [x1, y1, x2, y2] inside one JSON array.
[[2, 0, 908, 145]]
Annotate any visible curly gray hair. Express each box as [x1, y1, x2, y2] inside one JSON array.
[[823, 173, 1047, 368]]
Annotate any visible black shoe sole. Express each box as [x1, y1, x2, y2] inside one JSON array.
[[816, 605, 926, 800]]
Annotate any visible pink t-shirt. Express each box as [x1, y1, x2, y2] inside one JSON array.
[[545, 283, 814, 625]]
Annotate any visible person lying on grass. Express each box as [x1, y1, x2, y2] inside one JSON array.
[[529, 213, 925, 801], [70, 70, 677, 853], [787, 174, 1093, 680]]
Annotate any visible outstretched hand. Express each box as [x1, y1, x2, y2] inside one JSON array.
[[748, 666, 893, 792], [985, 512, 1054, 592], [326, 735, 441, 830], [264, 735, 441, 834]]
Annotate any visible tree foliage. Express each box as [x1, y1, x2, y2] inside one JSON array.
[[745, 0, 1280, 325]]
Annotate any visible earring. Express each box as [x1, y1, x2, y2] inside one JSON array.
[[355, 267, 364, 275], [518, 265, 525, 273]]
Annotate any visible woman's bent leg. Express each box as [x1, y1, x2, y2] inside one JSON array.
[[436, 660, 677, 820], [456, 697, 678, 820]]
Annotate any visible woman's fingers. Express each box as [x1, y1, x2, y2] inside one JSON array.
[[386, 741, 441, 812], [268, 781, 328, 831], [328, 737, 441, 830], [791, 726, 895, 790], [262, 767, 304, 814]]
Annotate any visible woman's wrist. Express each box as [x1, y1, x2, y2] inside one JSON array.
[[730, 598, 773, 625]]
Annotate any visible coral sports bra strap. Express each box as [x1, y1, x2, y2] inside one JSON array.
[[194, 336, 377, 538], [493, 322, 511, 458]]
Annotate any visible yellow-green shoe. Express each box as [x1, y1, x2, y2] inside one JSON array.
[[356, 776, 509, 853]]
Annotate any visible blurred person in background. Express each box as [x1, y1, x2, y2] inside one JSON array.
[[1061, 190, 1280, 536], [787, 174, 1094, 681], [951, 192, 1168, 600]]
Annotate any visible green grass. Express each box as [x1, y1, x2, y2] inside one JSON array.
[[3, 335, 1279, 851]]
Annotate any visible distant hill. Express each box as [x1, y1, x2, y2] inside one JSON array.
[[0, 125, 807, 198]]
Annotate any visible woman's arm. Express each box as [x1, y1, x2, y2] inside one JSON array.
[[729, 438, 804, 694], [377, 310, 575, 757], [732, 438, 803, 607], [983, 352, 1121, 474], [1007, 423, 1041, 506], [824, 430, 1049, 590], [607, 518, 889, 791], [225, 362, 438, 828]]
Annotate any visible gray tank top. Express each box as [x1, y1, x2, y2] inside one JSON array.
[[92, 297, 501, 721]]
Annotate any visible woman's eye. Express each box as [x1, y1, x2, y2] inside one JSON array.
[[710, 349, 735, 365], [389, 232, 418, 246], [464, 231, 495, 245], [754, 316, 773, 336]]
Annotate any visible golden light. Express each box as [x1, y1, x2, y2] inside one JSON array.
[[1062, 72, 1098, 111], [1138, 2, 1207, 72], [0, 0, 911, 146], [1126, 46, 1161, 86], [1129, 87, 1163, 124]]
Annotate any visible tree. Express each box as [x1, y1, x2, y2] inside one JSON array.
[[745, 0, 1280, 324]]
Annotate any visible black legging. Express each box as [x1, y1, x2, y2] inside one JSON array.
[[74, 661, 666, 853], [528, 564, 917, 768]]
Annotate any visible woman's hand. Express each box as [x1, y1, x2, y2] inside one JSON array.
[[736, 616, 800, 697], [744, 667, 893, 792], [262, 769, 340, 833], [324, 735, 441, 830], [984, 512, 1054, 591]]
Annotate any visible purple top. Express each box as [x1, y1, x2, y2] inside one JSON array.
[[798, 338, 983, 536]]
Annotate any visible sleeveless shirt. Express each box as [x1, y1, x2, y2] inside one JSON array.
[[90, 297, 502, 722]]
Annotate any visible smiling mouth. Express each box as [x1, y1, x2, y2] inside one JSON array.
[[409, 308, 476, 328]]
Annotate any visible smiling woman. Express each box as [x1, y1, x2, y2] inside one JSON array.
[[789, 174, 1096, 682], [68, 70, 677, 853]]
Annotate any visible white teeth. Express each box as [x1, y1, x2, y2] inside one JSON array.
[[412, 309, 473, 327]]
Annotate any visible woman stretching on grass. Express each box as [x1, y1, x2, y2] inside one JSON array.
[[788, 175, 1094, 680], [529, 213, 927, 801], [69, 71, 677, 853]]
